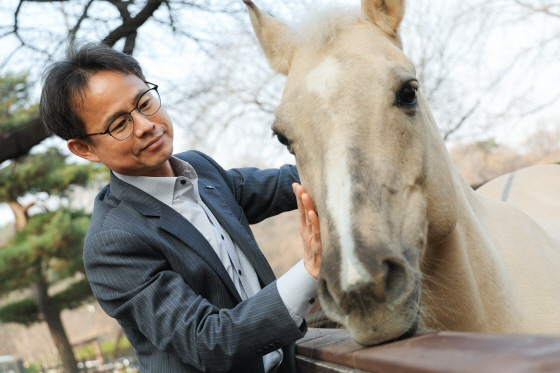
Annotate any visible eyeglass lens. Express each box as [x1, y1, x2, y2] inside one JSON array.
[[108, 88, 161, 140]]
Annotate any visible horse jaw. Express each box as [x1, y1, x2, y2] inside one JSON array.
[[416, 93, 459, 246]]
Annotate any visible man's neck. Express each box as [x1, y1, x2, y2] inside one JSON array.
[[115, 159, 175, 178], [146, 160, 175, 177]]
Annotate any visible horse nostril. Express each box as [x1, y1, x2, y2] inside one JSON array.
[[318, 277, 346, 319], [383, 259, 407, 298], [319, 259, 410, 319], [319, 278, 334, 303]]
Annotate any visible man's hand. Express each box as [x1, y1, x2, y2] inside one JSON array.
[[293, 183, 322, 279]]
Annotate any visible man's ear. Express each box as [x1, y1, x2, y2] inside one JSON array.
[[67, 138, 101, 163]]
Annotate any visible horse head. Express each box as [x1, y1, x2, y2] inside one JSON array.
[[245, 0, 461, 345]]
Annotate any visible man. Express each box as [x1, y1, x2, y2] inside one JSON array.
[[40, 43, 321, 373]]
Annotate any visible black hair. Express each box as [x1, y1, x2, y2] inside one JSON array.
[[40, 42, 146, 140]]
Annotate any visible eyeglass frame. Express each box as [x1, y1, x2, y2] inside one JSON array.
[[76, 81, 161, 141]]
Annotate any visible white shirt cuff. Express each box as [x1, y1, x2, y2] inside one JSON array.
[[276, 260, 318, 327]]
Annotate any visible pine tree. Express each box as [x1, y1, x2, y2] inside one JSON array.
[[0, 72, 38, 131], [0, 144, 106, 371]]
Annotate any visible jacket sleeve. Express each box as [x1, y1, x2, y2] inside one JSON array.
[[84, 228, 306, 372], [192, 151, 300, 224]]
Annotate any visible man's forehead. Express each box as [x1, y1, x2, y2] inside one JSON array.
[[86, 71, 145, 94], [73, 71, 143, 106], [72, 71, 147, 128]]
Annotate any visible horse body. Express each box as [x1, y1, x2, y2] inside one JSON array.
[[244, 0, 560, 345], [423, 175, 560, 335], [477, 164, 560, 241]]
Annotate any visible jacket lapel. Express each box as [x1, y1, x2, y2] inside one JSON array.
[[198, 177, 277, 286], [109, 173, 243, 303]]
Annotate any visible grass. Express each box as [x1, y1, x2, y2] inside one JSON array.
[[74, 335, 134, 362]]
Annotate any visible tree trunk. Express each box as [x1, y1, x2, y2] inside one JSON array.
[[7, 200, 34, 231], [32, 277, 79, 373], [113, 328, 125, 360]]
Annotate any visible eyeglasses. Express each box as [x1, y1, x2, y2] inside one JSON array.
[[78, 82, 161, 141]]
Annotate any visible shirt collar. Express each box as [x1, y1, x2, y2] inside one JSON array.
[[113, 156, 199, 206]]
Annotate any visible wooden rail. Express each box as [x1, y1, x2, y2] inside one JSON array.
[[296, 328, 560, 373]]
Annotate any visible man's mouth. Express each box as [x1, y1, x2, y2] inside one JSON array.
[[141, 133, 164, 151]]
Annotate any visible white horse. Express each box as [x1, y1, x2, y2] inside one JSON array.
[[243, 0, 560, 345]]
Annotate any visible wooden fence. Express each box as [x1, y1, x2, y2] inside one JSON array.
[[296, 328, 560, 373]]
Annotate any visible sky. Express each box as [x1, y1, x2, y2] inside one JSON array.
[[0, 0, 559, 225]]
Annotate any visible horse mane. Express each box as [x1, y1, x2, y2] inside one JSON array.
[[281, 5, 364, 49]]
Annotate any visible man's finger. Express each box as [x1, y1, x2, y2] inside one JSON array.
[[301, 193, 315, 227], [309, 210, 320, 238], [293, 183, 305, 222]]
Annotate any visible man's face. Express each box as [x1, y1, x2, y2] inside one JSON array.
[[69, 70, 174, 177]]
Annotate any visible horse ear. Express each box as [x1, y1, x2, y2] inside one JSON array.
[[362, 0, 405, 37], [243, 0, 296, 75]]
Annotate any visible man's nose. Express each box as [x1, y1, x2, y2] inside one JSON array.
[[132, 111, 155, 136]]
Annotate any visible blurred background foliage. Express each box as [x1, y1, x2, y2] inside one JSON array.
[[0, 72, 38, 131]]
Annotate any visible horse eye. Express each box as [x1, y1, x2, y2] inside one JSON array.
[[398, 82, 418, 106], [275, 132, 290, 147]]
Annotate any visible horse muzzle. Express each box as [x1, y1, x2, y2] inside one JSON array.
[[318, 248, 422, 345]]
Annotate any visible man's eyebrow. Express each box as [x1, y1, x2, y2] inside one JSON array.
[[103, 87, 148, 127]]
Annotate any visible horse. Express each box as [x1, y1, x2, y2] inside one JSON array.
[[243, 0, 560, 346], [477, 164, 560, 241]]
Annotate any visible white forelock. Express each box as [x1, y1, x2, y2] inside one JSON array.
[[279, 5, 364, 50]]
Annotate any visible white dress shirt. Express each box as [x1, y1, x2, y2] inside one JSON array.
[[114, 156, 317, 372]]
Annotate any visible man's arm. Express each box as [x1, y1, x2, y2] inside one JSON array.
[[228, 164, 300, 224], [189, 152, 323, 313], [84, 228, 306, 373], [189, 150, 300, 224]]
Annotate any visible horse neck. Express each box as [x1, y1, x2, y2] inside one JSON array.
[[419, 165, 522, 333]]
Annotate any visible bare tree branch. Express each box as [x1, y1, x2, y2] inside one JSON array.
[[0, 44, 23, 71], [123, 31, 137, 55], [444, 99, 482, 141], [13, 0, 23, 36], [102, 0, 164, 50], [164, 1, 177, 33], [106, 0, 131, 21], [514, 0, 560, 18], [68, 0, 96, 43], [168, 0, 244, 14], [12, 0, 53, 57]]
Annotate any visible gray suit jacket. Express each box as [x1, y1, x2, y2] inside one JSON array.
[[83, 150, 305, 373]]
